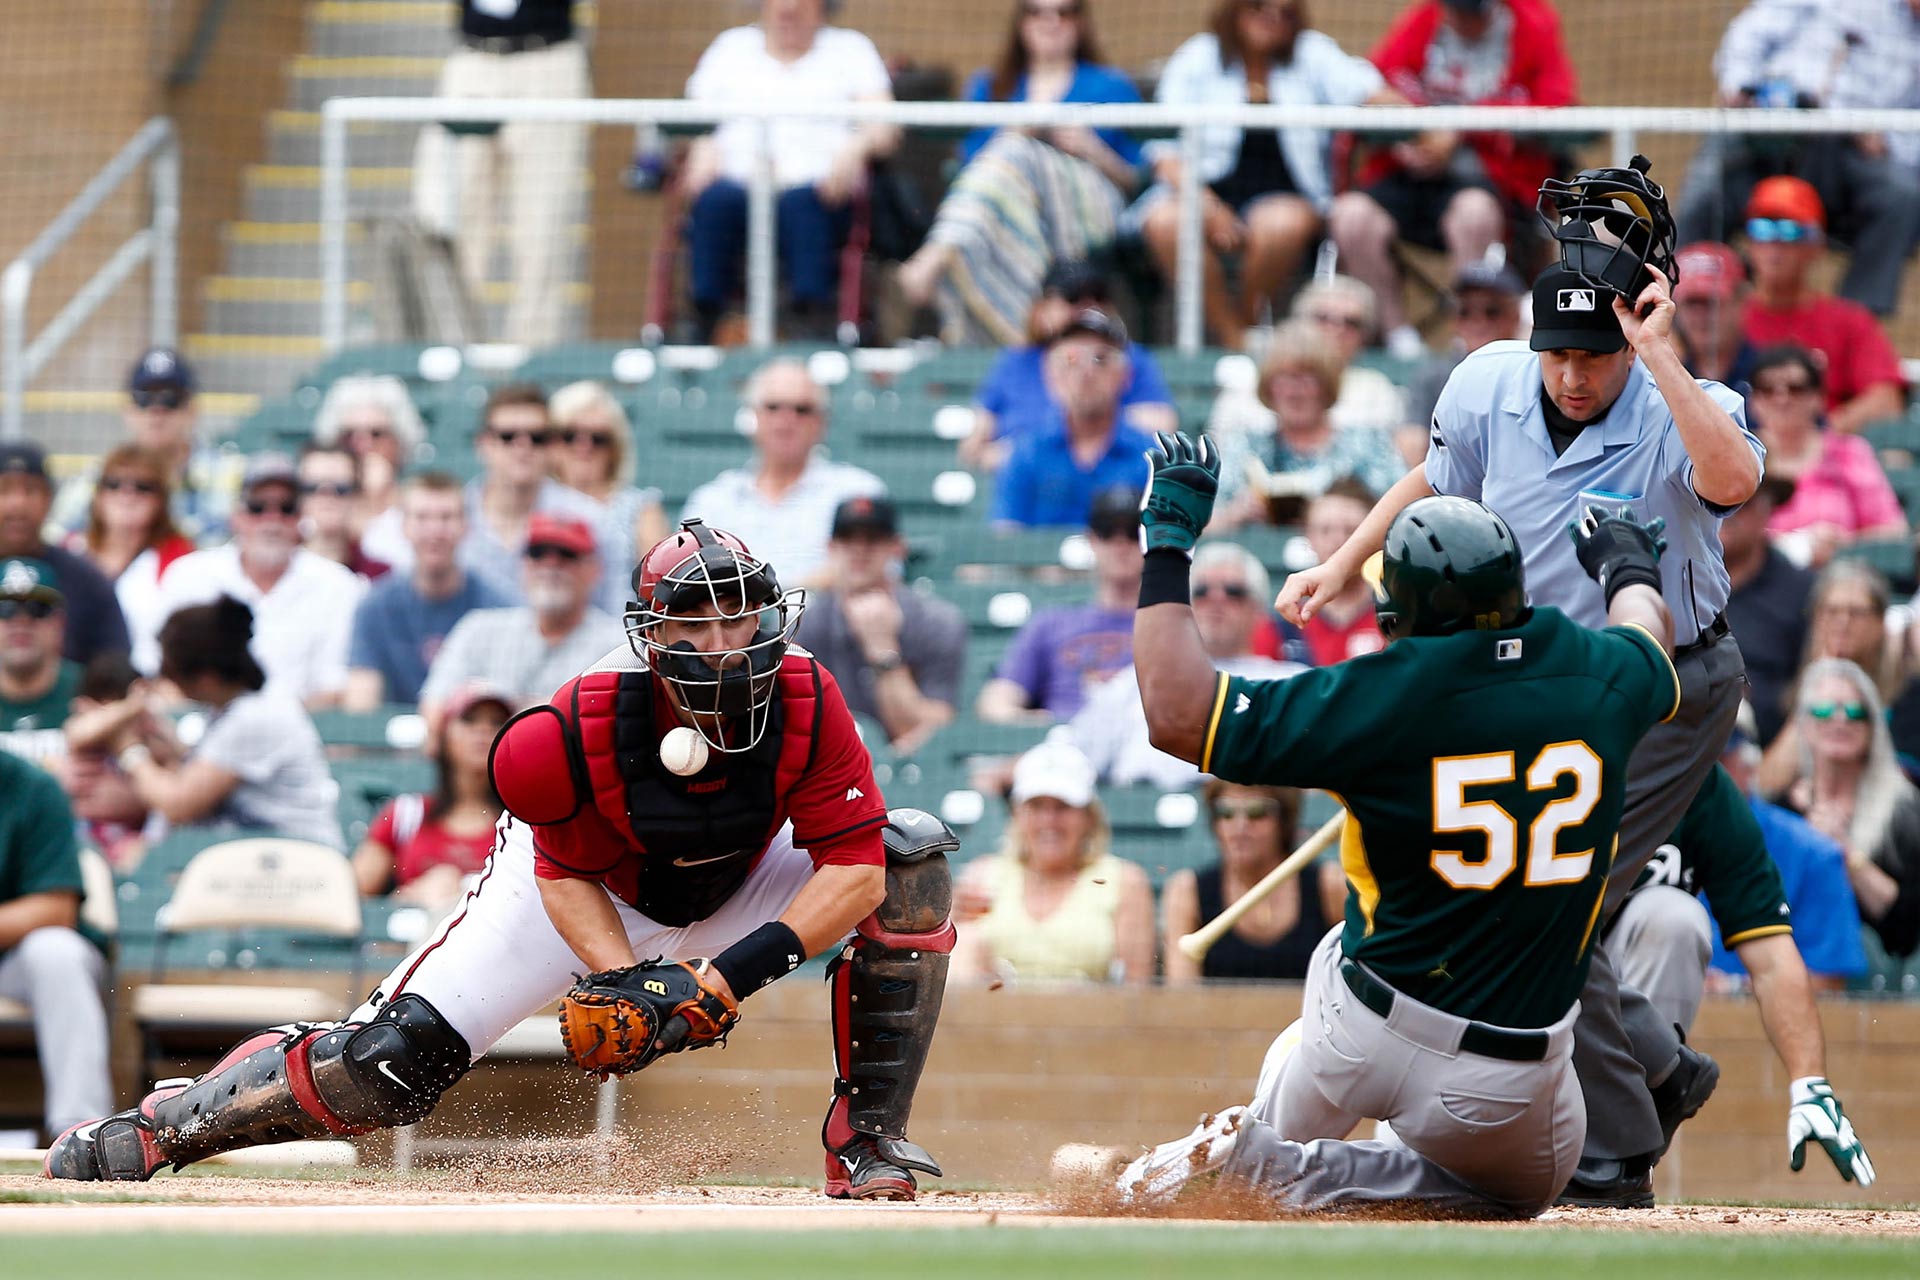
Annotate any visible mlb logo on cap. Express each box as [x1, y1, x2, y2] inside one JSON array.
[[1557, 288, 1596, 313]]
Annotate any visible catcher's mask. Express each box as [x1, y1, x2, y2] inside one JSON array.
[[624, 520, 805, 753], [1537, 154, 1679, 302], [1366, 496, 1528, 640]]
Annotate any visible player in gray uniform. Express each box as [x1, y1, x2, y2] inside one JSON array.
[[1116, 431, 1680, 1215], [1277, 158, 1764, 1205]]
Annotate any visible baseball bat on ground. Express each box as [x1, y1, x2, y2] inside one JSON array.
[[1175, 809, 1347, 962]]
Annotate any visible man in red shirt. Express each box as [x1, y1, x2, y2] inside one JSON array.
[[1332, 0, 1579, 358], [46, 522, 959, 1201], [1741, 177, 1906, 433]]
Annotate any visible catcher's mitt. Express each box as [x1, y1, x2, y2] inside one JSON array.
[[558, 958, 739, 1076]]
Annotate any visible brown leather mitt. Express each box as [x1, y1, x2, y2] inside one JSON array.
[[557, 958, 739, 1077]]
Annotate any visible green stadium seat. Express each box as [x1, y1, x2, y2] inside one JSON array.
[[1862, 416, 1920, 471], [888, 348, 1001, 400], [310, 706, 426, 752], [1832, 538, 1917, 593], [518, 343, 664, 390]]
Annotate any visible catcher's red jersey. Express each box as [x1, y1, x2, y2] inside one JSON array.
[[495, 648, 887, 917]]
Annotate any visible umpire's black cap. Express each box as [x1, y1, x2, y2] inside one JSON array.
[[1528, 265, 1626, 355]]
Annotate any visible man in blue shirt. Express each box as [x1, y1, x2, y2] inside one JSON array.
[[346, 473, 509, 708], [990, 308, 1153, 528], [1278, 202, 1766, 1204]]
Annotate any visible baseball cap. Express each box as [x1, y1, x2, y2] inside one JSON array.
[[0, 557, 63, 606], [1041, 259, 1112, 302], [1049, 307, 1129, 351], [1746, 176, 1826, 231], [0, 441, 49, 481], [1009, 739, 1097, 809], [1088, 484, 1142, 539], [1451, 259, 1527, 298], [1752, 472, 1797, 510], [444, 681, 515, 723], [830, 493, 900, 540], [128, 347, 196, 395], [1672, 242, 1747, 303], [525, 513, 597, 557], [1528, 265, 1626, 354], [241, 452, 299, 494]]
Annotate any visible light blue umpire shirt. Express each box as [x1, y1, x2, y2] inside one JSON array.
[[1423, 340, 1765, 646]]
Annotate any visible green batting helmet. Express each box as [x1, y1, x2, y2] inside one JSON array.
[[1365, 496, 1528, 639]]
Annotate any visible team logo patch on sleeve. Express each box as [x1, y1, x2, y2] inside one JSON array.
[[1557, 288, 1596, 313], [1429, 417, 1446, 451], [1496, 638, 1524, 661]]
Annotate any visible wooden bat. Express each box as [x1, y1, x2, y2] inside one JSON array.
[[1176, 809, 1347, 962]]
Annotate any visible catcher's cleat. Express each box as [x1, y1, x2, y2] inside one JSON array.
[[1652, 1041, 1720, 1160], [43, 1081, 190, 1182], [824, 1135, 940, 1201], [1116, 1105, 1251, 1206], [1555, 1154, 1655, 1209]]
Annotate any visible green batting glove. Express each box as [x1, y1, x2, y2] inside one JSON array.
[[1788, 1077, 1876, 1186], [1141, 431, 1221, 556]]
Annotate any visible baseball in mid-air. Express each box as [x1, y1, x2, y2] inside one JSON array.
[[660, 725, 711, 776]]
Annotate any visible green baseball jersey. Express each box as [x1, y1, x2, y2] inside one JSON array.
[[1203, 606, 1680, 1028], [1630, 763, 1793, 949], [0, 749, 86, 959]]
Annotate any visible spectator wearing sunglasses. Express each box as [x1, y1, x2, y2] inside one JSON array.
[[992, 309, 1153, 528], [1285, 277, 1407, 434], [461, 383, 622, 616], [547, 381, 669, 595], [1740, 178, 1906, 434], [54, 348, 242, 544], [1399, 257, 1528, 463], [297, 445, 389, 581], [419, 514, 620, 722], [68, 444, 193, 684], [1777, 658, 1920, 958], [1070, 540, 1302, 789], [1746, 344, 1907, 569], [681, 360, 883, 588], [0, 559, 81, 766], [1163, 781, 1345, 981], [0, 442, 130, 668], [311, 374, 427, 573], [154, 454, 364, 708]]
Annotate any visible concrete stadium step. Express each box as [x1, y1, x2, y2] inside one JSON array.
[[268, 111, 425, 169], [201, 276, 591, 338], [243, 163, 414, 222], [309, 1, 458, 59], [19, 392, 256, 458], [183, 336, 331, 398], [221, 220, 588, 278], [288, 55, 443, 112]]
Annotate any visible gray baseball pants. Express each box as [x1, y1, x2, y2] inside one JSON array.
[[1610, 885, 1714, 1033], [0, 925, 113, 1133], [1575, 634, 1745, 1160], [1239, 927, 1584, 1216]]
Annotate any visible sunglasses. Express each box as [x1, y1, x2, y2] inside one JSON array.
[[1808, 701, 1870, 722], [525, 543, 583, 563], [1022, 1, 1081, 17], [1057, 348, 1119, 370], [1752, 378, 1817, 398], [489, 428, 553, 447], [1213, 799, 1279, 822], [1310, 311, 1368, 331], [1240, 0, 1300, 18], [757, 401, 821, 417], [1193, 582, 1250, 600], [0, 598, 57, 621], [302, 480, 357, 498], [99, 476, 160, 495], [243, 497, 300, 518], [558, 428, 615, 449], [342, 423, 394, 442], [130, 386, 189, 411], [1746, 217, 1817, 244]]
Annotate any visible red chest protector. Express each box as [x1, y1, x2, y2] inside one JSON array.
[[494, 655, 825, 927]]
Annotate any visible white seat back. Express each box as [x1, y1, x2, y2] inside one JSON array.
[[157, 838, 361, 938]]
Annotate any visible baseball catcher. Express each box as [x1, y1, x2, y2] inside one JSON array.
[[46, 521, 957, 1201]]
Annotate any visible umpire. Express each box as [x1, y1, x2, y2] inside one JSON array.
[[1279, 163, 1762, 1207]]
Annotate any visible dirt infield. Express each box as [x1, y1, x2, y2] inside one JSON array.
[[5, 1170, 1918, 1238]]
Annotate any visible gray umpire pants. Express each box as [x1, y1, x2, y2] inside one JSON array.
[[1238, 927, 1584, 1216], [1575, 633, 1745, 1162], [0, 925, 114, 1134], [1610, 886, 1715, 1034]]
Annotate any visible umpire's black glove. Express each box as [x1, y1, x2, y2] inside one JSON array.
[[1569, 504, 1666, 605]]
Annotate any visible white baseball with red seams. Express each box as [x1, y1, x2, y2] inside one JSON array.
[[659, 725, 711, 776]]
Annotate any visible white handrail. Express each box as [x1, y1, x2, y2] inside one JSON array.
[[1, 117, 179, 440], [318, 98, 1920, 354]]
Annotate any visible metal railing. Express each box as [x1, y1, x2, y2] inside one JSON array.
[[318, 98, 1920, 356], [1, 117, 180, 440]]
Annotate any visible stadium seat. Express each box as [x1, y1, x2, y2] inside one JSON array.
[[0, 849, 118, 1128]]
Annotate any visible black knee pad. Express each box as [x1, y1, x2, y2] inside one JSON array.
[[875, 807, 958, 936], [307, 993, 472, 1129]]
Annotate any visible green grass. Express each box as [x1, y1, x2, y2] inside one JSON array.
[[2, 1227, 1917, 1280]]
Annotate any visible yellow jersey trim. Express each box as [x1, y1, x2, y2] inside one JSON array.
[[1722, 924, 1794, 947], [1330, 790, 1380, 937], [1577, 835, 1617, 955], [1621, 622, 1682, 723], [1199, 671, 1231, 774]]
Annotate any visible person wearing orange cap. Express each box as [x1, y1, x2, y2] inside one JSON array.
[[1740, 177, 1906, 434]]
